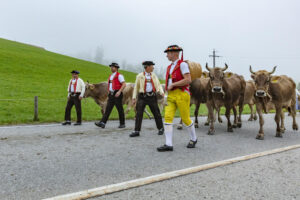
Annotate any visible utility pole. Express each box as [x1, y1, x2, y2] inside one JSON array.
[[209, 49, 221, 68]]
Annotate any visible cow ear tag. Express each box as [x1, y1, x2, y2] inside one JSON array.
[[226, 72, 233, 78], [271, 76, 280, 83]]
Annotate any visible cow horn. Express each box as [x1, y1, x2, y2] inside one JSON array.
[[269, 66, 277, 75], [222, 63, 228, 71], [249, 65, 255, 74], [206, 63, 212, 71]]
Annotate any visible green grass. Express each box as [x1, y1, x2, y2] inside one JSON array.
[[0, 38, 138, 125], [0, 38, 255, 125]]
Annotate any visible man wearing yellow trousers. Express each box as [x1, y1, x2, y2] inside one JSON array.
[[157, 45, 197, 152]]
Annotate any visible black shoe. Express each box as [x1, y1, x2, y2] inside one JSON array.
[[74, 122, 82, 126], [62, 121, 71, 125], [129, 131, 140, 137], [118, 124, 126, 128], [187, 140, 197, 148], [95, 121, 105, 128], [157, 145, 173, 152], [157, 128, 164, 135]]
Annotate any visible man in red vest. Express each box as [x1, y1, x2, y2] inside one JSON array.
[[62, 70, 85, 126], [95, 62, 126, 128], [157, 45, 198, 152]]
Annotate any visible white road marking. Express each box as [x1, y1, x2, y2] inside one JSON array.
[[43, 144, 300, 200]]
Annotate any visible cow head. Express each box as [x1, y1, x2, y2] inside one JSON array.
[[249, 66, 276, 97], [206, 63, 229, 94], [84, 83, 95, 98]]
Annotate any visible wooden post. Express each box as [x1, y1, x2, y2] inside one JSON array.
[[34, 96, 39, 121]]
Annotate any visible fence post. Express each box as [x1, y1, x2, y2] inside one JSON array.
[[34, 96, 39, 121]]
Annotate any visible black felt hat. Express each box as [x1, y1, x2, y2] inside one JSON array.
[[70, 70, 80, 74], [109, 62, 120, 68], [164, 45, 183, 53], [142, 61, 155, 66]]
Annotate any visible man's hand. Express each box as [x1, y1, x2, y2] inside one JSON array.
[[167, 84, 174, 91], [79, 96, 83, 100], [132, 98, 136, 105], [115, 91, 121, 97], [68, 96, 70, 100]]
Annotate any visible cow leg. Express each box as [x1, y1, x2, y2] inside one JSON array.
[[232, 106, 238, 128], [217, 107, 223, 123], [237, 97, 244, 128], [275, 105, 283, 138], [290, 102, 299, 131], [194, 102, 200, 128], [248, 104, 254, 121], [207, 102, 215, 135], [177, 119, 183, 130], [226, 105, 233, 132], [144, 107, 152, 119], [253, 106, 258, 120], [256, 103, 265, 140], [280, 110, 285, 134]]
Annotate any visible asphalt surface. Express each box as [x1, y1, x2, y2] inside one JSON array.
[[0, 114, 300, 200]]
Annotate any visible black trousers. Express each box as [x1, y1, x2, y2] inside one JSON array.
[[101, 91, 125, 125], [135, 93, 163, 132], [65, 94, 82, 122]]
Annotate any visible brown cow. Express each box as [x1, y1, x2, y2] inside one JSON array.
[[84, 82, 151, 118], [177, 72, 223, 130], [249, 66, 298, 139], [244, 80, 257, 121], [206, 63, 246, 135]]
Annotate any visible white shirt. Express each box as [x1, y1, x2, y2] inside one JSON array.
[[168, 59, 190, 86], [109, 72, 125, 92], [67, 78, 85, 97], [145, 72, 154, 92]]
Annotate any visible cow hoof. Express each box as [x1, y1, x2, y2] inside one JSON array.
[[293, 124, 298, 131], [248, 118, 253, 121], [254, 116, 258, 121], [280, 128, 285, 134], [177, 126, 183, 130], [218, 118, 223, 123], [232, 124, 237, 128], [227, 127, 234, 132], [237, 123, 242, 128], [204, 122, 209, 126], [256, 134, 264, 140], [195, 124, 199, 128], [276, 133, 283, 138], [208, 130, 215, 135]]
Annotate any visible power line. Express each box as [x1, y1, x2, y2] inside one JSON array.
[[209, 49, 221, 67]]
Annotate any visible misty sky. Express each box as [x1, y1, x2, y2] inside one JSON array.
[[1, 0, 299, 82]]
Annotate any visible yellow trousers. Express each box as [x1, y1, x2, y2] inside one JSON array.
[[164, 89, 192, 126]]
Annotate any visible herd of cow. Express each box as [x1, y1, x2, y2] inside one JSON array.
[[83, 62, 298, 140]]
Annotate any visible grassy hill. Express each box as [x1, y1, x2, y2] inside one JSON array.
[[0, 38, 139, 125]]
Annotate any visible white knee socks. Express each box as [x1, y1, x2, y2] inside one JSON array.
[[187, 122, 197, 141], [164, 124, 173, 146]]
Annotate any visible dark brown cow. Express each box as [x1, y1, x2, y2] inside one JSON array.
[[206, 63, 246, 135], [84, 82, 151, 118], [244, 80, 257, 121], [249, 66, 298, 139]]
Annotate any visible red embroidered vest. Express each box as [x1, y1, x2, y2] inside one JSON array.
[[108, 72, 122, 91], [165, 60, 189, 92]]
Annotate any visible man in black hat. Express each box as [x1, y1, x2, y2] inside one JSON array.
[[62, 70, 86, 125], [157, 45, 198, 152], [95, 63, 126, 128], [130, 61, 165, 137]]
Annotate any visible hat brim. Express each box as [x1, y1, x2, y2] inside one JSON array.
[[109, 65, 120, 68], [70, 71, 79, 74], [164, 49, 182, 53]]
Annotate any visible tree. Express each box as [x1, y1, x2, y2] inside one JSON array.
[[94, 46, 104, 64]]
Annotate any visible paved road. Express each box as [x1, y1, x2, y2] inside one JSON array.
[[0, 114, 300, 200]]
